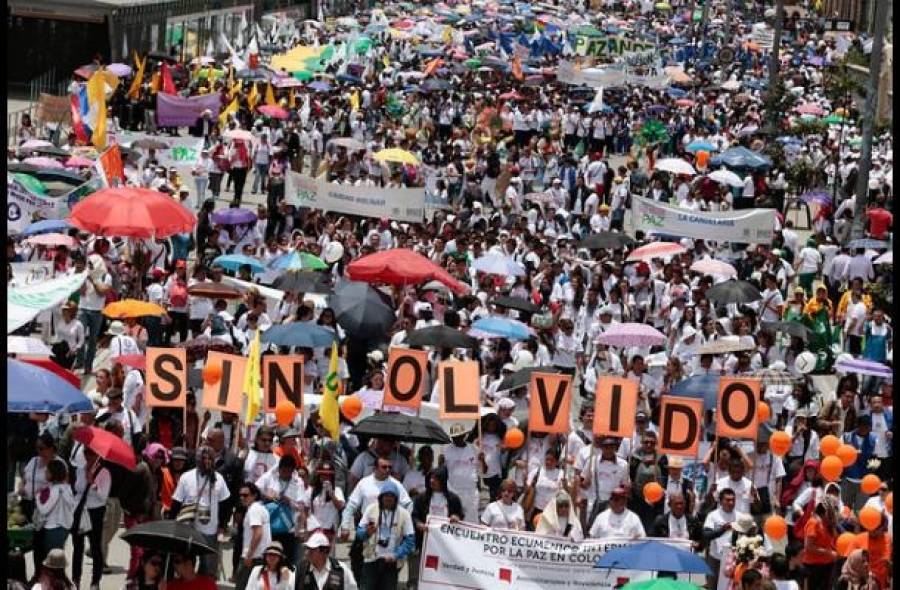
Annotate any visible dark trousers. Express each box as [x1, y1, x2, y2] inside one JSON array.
[[209, 172, 223, 198], [72, 505, 106, 586], [35, 527, 68, 576], [273, 532, 298, 565], [805, 562, 835, 590], [231, 167, 248, 204], [846, 335, 862, 355], [362, 559, 401, 590], [165, 311, 188, 345]]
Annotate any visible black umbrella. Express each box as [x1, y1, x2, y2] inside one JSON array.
[[350, 413, 451, 444], [31, 146, 71, 158], [705, 279, 762, 305], [491, 295, 540, 314], [497, 366, 563, 392], [332, 281, 396, 340], [578, 231, 635, 250], [131, 138, 169, 150], [406, 325, 479, 349], [121, 520, 216, 556], [272, 270, 334, 294], [760, 321, 813, 342]]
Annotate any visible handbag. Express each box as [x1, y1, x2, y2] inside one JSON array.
[[266, 501, 294, 536]]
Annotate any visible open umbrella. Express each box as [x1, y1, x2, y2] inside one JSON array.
[[689, 259, 737, 277], [596, 323, 667, 347], [834, 358, 892, 379], [103, 299, 167, 318], [350, 413, 451, 444], [799, 190, 832, 206], [20, 219, 71, 237], [847, 239, 888, 250], [272, 271, 334, 293], [348, 248, 469, 295], [187, 282, 243, 300], [68, 187, 196, 238], [471, 253, 525, 277], [12, 173, 49, 194], [710, 146, 772, 170], [406, 325, 479, 349], [7, 336, 53, 356], [211, 208, 257, 225], [685, 139, 715, 153], [19, 357, 81, 388], [130, 138, 169, 150], [669, 375, 719, 409], [579, 231, 635, 250], [121, 520, 217, 556], [626, 242, 687, 262], [19, 139, 54, 150], [64, 156, 94, 169], [706, 169, 745, 188], [112, 355, 146, 370], [332, 281, 396, 340], [7, 358, 93, 413], [654, 158, 697, 176], [491, 296, 540, 314], [24, 233, 77, 248], [874, 251, 892, 265], [224, 129, 254, 142], [23, 157, 65, 169], [760, 321, 813, 342], [261, 323, 338, 348], [751, 368, 800, 388], [328, 137, 367, 151], [213, 254, 266, 274], [373, 148, 420, 166], [269, 251, 328, 271], [73, 426, 137, 470], [623, 580, 702, 590], [497, 366, 564, 392], [595, 540, 712, 575], [258, 105, 289, 120], [308, 80, 332, 92], [705, 279, 762, 304], [697, 336, 756, 355], [470, 317, 532, 340]]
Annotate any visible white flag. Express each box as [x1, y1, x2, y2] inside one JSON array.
[[206, 37, 215, 57], [588, 86, 604, 113], [240, 12, 248, 32], [122, 34, 128, 60]]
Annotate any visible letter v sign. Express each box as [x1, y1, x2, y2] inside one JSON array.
[[529, 372, 571, 433]]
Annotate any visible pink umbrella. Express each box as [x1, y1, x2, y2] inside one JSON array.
[[257, 105, 289, 120], [795, 103, 824, 116], [596, 322, 667, 348], [23, 157, 65, 169], [689, 259, 737, 277], [676, 98, 696, 107], [19, 139, 54, 150], [273, 77, 304, 88], [499, 91, 524, 100], [25, 233, 77, 248], [626, 242, 687, 262], [65, 156, 94, 168]]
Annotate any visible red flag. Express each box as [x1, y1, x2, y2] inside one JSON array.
[[498, 568, 512, 583], [424, 555, 439, 570], [160, 63, 176, 94], [97, 144, 126, 187], [69, 94, 89, 144], [423, 58, 444, 78]]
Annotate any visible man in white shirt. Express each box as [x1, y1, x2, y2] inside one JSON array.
[[846, 249, 874, 282], [95, 389, 143, 447], [340, 457, 413, 540], [588, 486, 646, 538], [715, 458, 757, 515], [843, 289, 868, 354], [234, 481, 272, 589], [702, 488, 740, 588], [575, 436, 630, 527]]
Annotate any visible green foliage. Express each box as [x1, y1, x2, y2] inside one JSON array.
[[636, 119, 669, 146], [791, 119, 828, 136]]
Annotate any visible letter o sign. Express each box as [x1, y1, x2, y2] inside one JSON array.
[[716, 378, 761, 439], [389, 356, 422, 402]]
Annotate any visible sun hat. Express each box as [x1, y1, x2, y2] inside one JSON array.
[[43, 549, 68, 570], [731, 513, 757, 534], [264, 541, 286, 557], [305, 532, 330, 549], [107, 320, 126, 336]]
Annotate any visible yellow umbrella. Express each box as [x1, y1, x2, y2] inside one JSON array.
[[373, 148, 420, 166], [103, 299, 166, 319]]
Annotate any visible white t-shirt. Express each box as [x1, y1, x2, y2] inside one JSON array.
[[715, 476, 754, 514], [796, 247, 822, 274], [171, 469, 231, 535], [243, 449, 279, 484], [527, 466, 564, 511], [481, 501, 525, 530], [428, 492, 449, 518], [589, 508, 646, 539], [81, 273, 112, 311], [844, 301, 867, 336], [242, 501, 272, 559], [311, 485, 345, 532], [442, 444, 479, 493]]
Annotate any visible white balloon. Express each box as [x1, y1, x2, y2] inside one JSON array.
[[795, 351, 817, 374]]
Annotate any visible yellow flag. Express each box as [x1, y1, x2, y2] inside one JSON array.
[[86, 72, 107, 149], [247, 83, 260, 110], [442, 26, 453, 44], [150, 71, 160, 94], [319, 342, 341, 440], [219, 97, 239, 127], [243, 329, 262, 424], [382, 55, 390, 68], [265, 83, 277, 106], [127, 54, 146, 100], [349, 90, 360, 112], [288, 90, 296, 109], [229, 79, 242, 99]]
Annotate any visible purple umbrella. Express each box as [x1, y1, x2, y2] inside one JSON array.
[[646, 104, 669, 114], [799, 190, 832, 206], [211, 208, 258, 225], [596, 322, 667, 348], [308, 81, 332, 92], [834, 358, 892, 380], [107, 63, 133, 77]]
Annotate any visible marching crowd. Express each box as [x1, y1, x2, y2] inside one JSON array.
[[7, 0, 894, 589]]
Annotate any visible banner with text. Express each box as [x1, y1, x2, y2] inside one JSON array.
[[111, 132, 205, 168], [8, 176, 66, 233], [632, 195, 776, 243], [419, 518, 696, 590], [285, 172, 427, 223], [574, 35, 656, 57]]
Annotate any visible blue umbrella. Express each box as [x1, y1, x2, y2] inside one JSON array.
[[685, 140, 716, 153], [20, 219, 71, 237], [710, 146, 772, 171], [261, 323, 338, 348], [848, 239, 889, 250], [669, 375, 719, 409], [646, 104, 669, 114], [336, 74, 362, 84], [8, 358, 93, 413], [471, 317, 532, 340], [213, 254, 266, 273], [595, 540, 712, 575], [667, 87, 688, 98], [308, 81, 332, 92], [799, 190, 832, 206]]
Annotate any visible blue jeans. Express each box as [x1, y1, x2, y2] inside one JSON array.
[[194, 176, 209, 208], [252, 163, 268, 193], [78, 309, 104, 373]]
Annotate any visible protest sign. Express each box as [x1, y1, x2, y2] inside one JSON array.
[[36, 93, 71, 125], [632, 195, 776, 243], [383, 347, 430, 409], [557, 61, 628, 87], [10, 262, 55, 286], [574, 35, 656, 57], [716, 378, 761, 439], [658, 396, 703, 457], [156, 92, 222, 127], [8, 272, 87, 334], [285, 172, 427, 223], [263, 356, 304, 411], [145, 348, 188, 408], [593, 377, 638, 438], [529, 372, 572, 433], [202, 351, 247, 415], [111, 132, 206, 168], [438, 360, 481, 420], [8, 176, 63, 233], [419, 517, 696, 590]]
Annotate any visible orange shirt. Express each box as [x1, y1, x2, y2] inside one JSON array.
[[867, 533, 891, 589], [696, 150, 710, 170], [160, 467, 176, 511], [802, 515, 837, 565]]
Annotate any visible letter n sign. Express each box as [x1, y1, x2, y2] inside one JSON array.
[[263, 356, 304, 412], [146, 347, 187, 408], [383, 347, 429, 410]]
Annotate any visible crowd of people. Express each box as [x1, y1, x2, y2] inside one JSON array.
[[7, 0, 894, 589]]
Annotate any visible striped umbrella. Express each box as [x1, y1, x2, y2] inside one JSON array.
[[596, 323, 667, 347], [626, 242, 687, 262], [834, 358, 892, 380]]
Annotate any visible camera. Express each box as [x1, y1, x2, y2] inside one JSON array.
[[377, 539, 389, 548], [197, 505, 212, 525]]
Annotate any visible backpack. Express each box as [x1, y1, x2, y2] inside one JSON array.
[[169, 279, 188, 308]]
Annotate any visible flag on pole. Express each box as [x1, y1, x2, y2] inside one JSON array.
[[247, 83, 260, 110], [319, 342, 341, 440], [127, 53, 146, 100], [243, 328, 262, 424], [85, 73, 108, 149], [219, 97, 239, 127], [587, 86, 604, 113], [96, 144, 125, 187], [265, 83, 277, 106]]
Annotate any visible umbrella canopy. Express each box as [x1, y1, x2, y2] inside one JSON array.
[[697, 336, 756, 355], [799, 190, 832, 206], [795, 103, 825, 116], [224, 129, 254, 141], [19, 357, 81, 388], [19, 139, 55, 150], [64, 156, 94, 169], [308, 80, 333, 92], [23, 157, 65, 169], [751, 368, 801, 388], [211, 207, 258, 225], [348, 248, 469, 295], [497, 366, 564, 392], [685, 140, 715, 153], [103, 299, 166, 318], [689, 259, 737, 278], [213, 254, 266, 274], [112, 354, 146, 370], [272, 271, 334, 293], [24, 233, 77, 248], [68, 187, 196, 238], [373, 148, 420, 165], [579, 231, 636, 250], [187, 281, 243, 299], [622, 579, 703, 590], [595, 540, 712, 575], [491, 295, 540, 314], [834, 358, 892, 379], [706, 169, 745, 187], [654, 158, 697, 176], [847, 239, 888, 250], [596, 322, 667, 347], [669, 375, 719, 409], [471, 253, 526, 277], [269, 251, 328, 271], [130, 138, 169, 150], [7, 358, 93, 413], [7, 336, 53, 356], [760, 321, 813, 342], [258, 104, 290, 120], [12, 173, 49, 194], [332, 281, 396, 340], [349, 413, 451, 444], [874, 251, 892, 265], [626, 242, 687, 262], [73, 426, 137, 470], [710, 146, 772, 171], [121, 520, 217, 556], [470, 317, 532, 341], [20, 219, 71, 237], [261, 323, 338, 348], [705, 279, 762, 304], [406, 325, 479, 349], [328, 137, 367, 151]]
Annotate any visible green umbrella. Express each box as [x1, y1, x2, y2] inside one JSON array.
[[298, 252, 328, 270], [293, 70, 314, 81], [465, 58, 482, 69], [355, 38, 373, 54], [320, 45, 335, 62], [195, 68, 224, 81], [622, 581, 702, 590], [13, 173, 47, 195], [824, 114, 848, 125], [693, 9, 703, 21]]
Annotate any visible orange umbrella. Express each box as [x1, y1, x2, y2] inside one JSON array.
[[103, 299, 166, 318]]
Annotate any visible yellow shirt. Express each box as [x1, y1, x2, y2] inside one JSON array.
[[836, 291, 873, 318]]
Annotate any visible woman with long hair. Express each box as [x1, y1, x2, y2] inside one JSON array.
[[125, 551, 164, 590], [34, 460, 76, 572], [307, 460, 346, 543], [800, 495, 839, 590], [246, 542, 294, 590]]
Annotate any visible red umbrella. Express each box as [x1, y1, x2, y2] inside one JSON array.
[[67, 187, 196, 238], [112, 355, 146, 371], [347, 248, 470, 295], [73, 426, 137, 470], [18, 357, 80, 388], [257, 105, 289, 120]]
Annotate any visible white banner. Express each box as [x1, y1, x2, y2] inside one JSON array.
[[10, 262, 56, 287], [8, 176, 64, 233], [110, 132, 205, 168], [419, 517, 697, 590], [631, 195, 776, 243], [8, 272, 87, 334], [557, 61, 627, 87], [285, 173, 427, 223]]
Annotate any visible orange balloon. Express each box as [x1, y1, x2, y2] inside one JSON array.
[[769, 431, 792, 456], [820, 435, 841, 457], [757, 402, 771, 422], [202, 363, 223, 385], [820, 455, 843, 482], [837, 443, 858, 467], [858, 506, 883, 531], [341, 396, 363, 420], [885, 492, 893, 514], [860, 474, 882, 495], [836, 532, 856, 557], [643, 482, 665, 504], [274, 400, 297, 427], [764, 515, 787, 540], [503, 427, 525, 449]]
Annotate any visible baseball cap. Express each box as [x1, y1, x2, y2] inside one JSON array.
[[304, 532, 330, 549]]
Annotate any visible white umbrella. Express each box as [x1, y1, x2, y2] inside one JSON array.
[[720, 80, 741, 91], [690, 259, 738, 278], [7, 336, 53, 356], [875, 251, 892, 265], [707, 169, 744, 188], [471, 253, 526, 277], [654, 158, 697, 176]]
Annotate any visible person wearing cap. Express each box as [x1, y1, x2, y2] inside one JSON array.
[[588, 485, 645, 539], [160, 446, 189, 517], [356, 480, 414, 590], [442, 423, 481, 524], [243, 541, 294, 590], [574, 435, 630, 531], [295, 532, 357, 590]]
